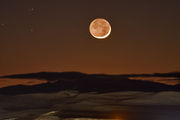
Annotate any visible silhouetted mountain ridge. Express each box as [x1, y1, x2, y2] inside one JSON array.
[[120, 72, 180, 78], [1, 71, 87, 81], [0, 71, 180, 95], [2, 71, 180, 80]]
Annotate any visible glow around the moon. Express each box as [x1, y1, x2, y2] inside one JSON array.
[[89, 18, 111, 39]]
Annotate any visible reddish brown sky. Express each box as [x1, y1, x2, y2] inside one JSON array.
[[0, 0, 180, 76]]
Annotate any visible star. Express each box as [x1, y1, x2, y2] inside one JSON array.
[[29, 28, 34, 33], [28, 8, 36, 15], [28, 7, 35, 12], [1, 24, 6, 30], [31, 8, 35, 11], [1, 23, 5, 27], [28, 24, 34, 33]]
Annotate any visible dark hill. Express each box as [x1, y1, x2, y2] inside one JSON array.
[[0, 72, 180, 95], [1, 72, 87, 81]]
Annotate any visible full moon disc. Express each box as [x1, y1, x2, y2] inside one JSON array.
[[89, 18, 111, 39]]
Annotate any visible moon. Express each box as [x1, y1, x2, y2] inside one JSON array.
[[89, 18, 111, 39]]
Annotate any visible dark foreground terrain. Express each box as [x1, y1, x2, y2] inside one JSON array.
[[0, 72, 180, 120]]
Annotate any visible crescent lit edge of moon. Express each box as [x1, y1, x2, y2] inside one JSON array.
[[89, 18, 112, 39], [93, 24, 111, 39]]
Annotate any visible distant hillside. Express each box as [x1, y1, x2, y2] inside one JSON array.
[[2, 71, 180, 80], [0, 72, 87, 81], [120, 72, 180, 78], [0, 72, 180, 95]]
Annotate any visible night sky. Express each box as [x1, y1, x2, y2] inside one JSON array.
[[0, 0, 180, 75]]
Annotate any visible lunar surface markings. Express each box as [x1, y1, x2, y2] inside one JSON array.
[[89, 18, 111, 39]]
